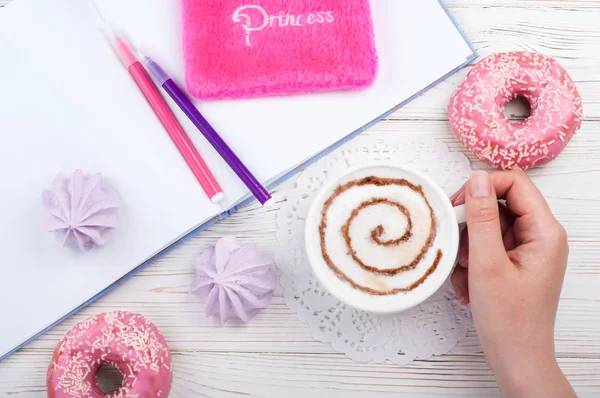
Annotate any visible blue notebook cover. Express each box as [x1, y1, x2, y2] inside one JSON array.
[[0, 0, 476, 361]]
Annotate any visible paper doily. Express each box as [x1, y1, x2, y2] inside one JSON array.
[[275, 133, 474, 365]]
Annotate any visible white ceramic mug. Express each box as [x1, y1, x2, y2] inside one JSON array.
[[305, 163, 466, 314]]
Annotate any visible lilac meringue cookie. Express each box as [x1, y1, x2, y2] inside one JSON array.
[[42, 170, 121, 252], [191, 236, 278, 324]]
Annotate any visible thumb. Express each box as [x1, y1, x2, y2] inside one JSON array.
[[465, 171, 508, 271]]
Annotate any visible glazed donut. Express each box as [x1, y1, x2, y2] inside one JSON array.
[[47, 311, 172, 398], [448, 52, 583, 170]]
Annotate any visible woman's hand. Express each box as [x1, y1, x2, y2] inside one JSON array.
[[450, 170, 575, 397]]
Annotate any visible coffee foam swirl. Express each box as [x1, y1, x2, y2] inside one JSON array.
[[319, 176, 443, 295]]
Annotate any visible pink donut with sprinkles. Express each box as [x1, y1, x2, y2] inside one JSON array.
[[47, 312, 172, 398], [448, 52, 583, 170]]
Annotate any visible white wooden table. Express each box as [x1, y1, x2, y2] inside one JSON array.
[[1, 1, 599, 396]]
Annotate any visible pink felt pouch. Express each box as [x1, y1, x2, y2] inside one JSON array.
[[181, 0, 378, 100]]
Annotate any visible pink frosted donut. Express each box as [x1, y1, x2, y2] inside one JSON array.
[[448, 52, 583, 170], [47, 312, 172, 398]]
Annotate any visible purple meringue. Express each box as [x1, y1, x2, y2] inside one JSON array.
[[191, 236, 278, 324], [42, 170, 121, 252]]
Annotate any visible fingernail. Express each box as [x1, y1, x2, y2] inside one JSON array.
[[468, 171, 491, 198], [450, 185, 465, 203]]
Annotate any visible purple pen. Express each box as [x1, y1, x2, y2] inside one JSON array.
[[142, 56, 273, 207]]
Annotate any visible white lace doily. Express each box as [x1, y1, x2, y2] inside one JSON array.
[[275, 133, 474, 365]]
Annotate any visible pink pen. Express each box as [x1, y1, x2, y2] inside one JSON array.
[[100, 29, 223, 203]]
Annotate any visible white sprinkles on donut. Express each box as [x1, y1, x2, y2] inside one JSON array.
[[448, 52, 583, 170], [47, 311, 172, 398]]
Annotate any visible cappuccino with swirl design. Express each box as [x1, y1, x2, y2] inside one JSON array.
[[306, 164, 465, 313], [319, 175, 442, 295]]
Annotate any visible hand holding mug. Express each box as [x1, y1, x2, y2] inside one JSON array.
[[450, 170, 575, 397]]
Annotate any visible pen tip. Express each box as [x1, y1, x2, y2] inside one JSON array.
[[263, 198, 275, 208], [211, 193, 225, 204]]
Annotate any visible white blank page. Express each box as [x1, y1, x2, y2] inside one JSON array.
[[0, 0, 474, 358], [0, 0, 221, 357]]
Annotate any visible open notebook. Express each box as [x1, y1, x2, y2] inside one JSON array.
[[0, 0, 475, 359]]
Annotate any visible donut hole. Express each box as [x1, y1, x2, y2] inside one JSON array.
[[96, 363, 124, 394], [504, 96, 532, 123]]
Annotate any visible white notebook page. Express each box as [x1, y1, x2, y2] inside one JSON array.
[[0, 0, 474, 358]]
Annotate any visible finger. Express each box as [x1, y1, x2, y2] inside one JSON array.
[[458, 204, 514, 269], [499, 204, 518, 251], [450, 183, 467, 205], [503, 226, 517, 252], [465, 171, 510, 272], [453, 189, 467, 207], [451, 266, 470, 305], [456, 171, 550, 218], [498, 204, 515, 237], [458, 227, 469, 267], [488, 170, 554, 222]]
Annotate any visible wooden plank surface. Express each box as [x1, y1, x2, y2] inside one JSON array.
[[1, 0, 600, 396]]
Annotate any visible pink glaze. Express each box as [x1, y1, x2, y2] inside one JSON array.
[[448, 52, 583, 170], [47, 312, 172, 398]]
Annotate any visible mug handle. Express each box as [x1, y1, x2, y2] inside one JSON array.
[[454, 204, 467, 224]]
